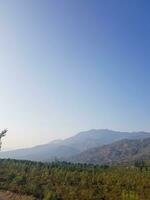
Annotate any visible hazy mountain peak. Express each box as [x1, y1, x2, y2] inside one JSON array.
[[1, 129, 150, 162]]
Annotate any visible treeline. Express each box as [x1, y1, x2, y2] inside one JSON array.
[[0, 159, 149, 200]]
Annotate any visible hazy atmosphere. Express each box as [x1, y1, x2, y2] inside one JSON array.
[[0, 0, 150, 149]]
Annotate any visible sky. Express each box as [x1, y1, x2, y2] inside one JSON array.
[[0, 0, 150, 150]]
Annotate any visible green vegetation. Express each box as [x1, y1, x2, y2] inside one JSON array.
[[0, 159, 149, 200]]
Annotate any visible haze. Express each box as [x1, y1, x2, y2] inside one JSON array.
[[0, 0, 150, 150]]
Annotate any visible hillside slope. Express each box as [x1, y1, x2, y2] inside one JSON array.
[[0, 129, 150, 161], [68, 137, 150, 165]]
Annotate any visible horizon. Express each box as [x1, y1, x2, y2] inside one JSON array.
[[2, 128, 150, 151], [1, 0, 150, 149]]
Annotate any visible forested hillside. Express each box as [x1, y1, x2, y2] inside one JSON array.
[[0, 159, 149, 200]]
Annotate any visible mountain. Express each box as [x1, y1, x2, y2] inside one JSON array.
[[0, 143, 79, 161], [68, 137, 150, 165], [62, 129, 150, 151], [0, 129, 150, 161]]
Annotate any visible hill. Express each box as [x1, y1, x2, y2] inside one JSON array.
[[68, 137, 150, 165], [0, 129, 150, 161], [0, 143, 79, 161]]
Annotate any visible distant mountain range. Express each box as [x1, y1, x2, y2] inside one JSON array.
[[68, 137, 150, 165], [0, 129, 150, 164]]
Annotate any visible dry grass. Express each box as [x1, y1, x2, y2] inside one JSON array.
[[0, 191, 36, 200]]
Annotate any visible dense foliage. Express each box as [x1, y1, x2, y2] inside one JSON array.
[[0, 159, 149, 200]]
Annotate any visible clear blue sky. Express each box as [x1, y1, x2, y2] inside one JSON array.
[[0, 0, 150, 149]]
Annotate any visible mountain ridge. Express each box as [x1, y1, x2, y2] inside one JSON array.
[[67, 137, 150, 165], [0, 129, 150, 162]]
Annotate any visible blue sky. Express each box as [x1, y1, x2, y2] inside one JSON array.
[[0, 0, 150, 149]]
